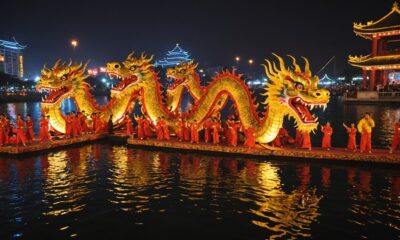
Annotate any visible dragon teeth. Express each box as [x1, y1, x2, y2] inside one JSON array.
[[323, 105, 327, 111]]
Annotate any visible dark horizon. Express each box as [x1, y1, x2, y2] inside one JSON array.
[[0, 0, 393, 78]]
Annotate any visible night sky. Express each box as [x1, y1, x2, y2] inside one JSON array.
[[0, 0, 392, 78]]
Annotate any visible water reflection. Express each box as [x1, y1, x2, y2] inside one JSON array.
[[0, 145, 399, 239]]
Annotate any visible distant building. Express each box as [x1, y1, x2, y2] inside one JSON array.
[[155, 43, 192, 68], [0, 38, 26, 79], [348, 2, 400, 89]]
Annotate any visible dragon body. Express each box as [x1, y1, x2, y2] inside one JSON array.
[[107, 53, 330, 143]]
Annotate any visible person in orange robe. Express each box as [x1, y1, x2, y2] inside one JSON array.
[[25, 114, 35, 141], [123, 114, 134, 135], [357, 112, 375, 154], [75, 112, 82, 136], [16, 114, 27, 146], [190, 120, 199, 143], [65, 113, 72, 138], [161, 117, 170, 140], [321, 122, 333, 150], [71, 112, 80, 137], [272, 127, 292, 148], [137, 116, 145, 140], [295, 129, 303, 148], [301, 131, 312, 150], [212, 119, 221, 144], [80, 111, 89, 134], [228, 120, 240, 147], [225, 119, 232, 145], [175, 118, 183, 141], [182, 118, 190, 142], [156, 117, 164, 140], [390, 120, 400, 154], [39, 114, 51, 141], [244, 126, 256, 148], [203, 117, 212, 143], [143, 117, 152, 138], [343, 123, 357, 152]]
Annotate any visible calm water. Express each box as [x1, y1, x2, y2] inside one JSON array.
[[0, 144, 399, 239], [0, 96, 398, 148]]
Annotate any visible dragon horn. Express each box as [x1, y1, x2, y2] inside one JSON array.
[[287, 55, 301, 72], [53, 59, 61, 70], [262, 60, 277, 78], [68, 59, 72, 67], [302, 57, 312, 76], [272, 53, 286, 72], [127, 51, 135, 60]]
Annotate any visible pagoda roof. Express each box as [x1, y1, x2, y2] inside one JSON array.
[[0, 38, 26, 50], [354, 2, 400, 39], [155, 43, 192, 67], [348, 54, 400, 70]]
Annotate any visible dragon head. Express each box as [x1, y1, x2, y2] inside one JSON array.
[[107, 52, 154, 94], [37, 60, 88, 105], [263, 54, 330, 133], [166, 61, 199, 90]]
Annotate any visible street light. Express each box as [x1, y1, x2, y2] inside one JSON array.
[[235, 56, 240, 62], [71, 39, 78, 52], [248, 59, 254, 65], [0, 55, 4, 62]]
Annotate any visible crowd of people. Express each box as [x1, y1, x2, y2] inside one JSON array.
[[0, 113, 51, 146], [1, 110, 399, 154]]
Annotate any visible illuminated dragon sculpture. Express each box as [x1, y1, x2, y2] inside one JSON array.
[[106, 53, 330, 143], [37, 60, 139, 133]]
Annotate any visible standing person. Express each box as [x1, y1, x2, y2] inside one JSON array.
[[3, 116, 11, 145], [175, 118, 183, 141], [137, 116, 145, 140], [301, 131, 312, 151], [343, 123, 357, 152], [294, 129, 303, 148], [80, 111, 89, 134], [39, 114, 51, 141], [389, 119, 400, 154], [124, 114, 134, 135], [321, 122, 333, 150], [357, 112, 375, 154], [182, 118, 190, 142], [156, 117, 164, 140], [212, 118, 221, 144], [243, 126, 256, 148], [75, 112, 82, 136], [203, 117, 212, 144], [16, 114, 27, 146], [190, 120, 199, 144], [228, 119, 240, 147], [108, 114, 114, 134], [65, 112, 72, 138], [143, 116, 152, 139], [0, 115, 5, 145], [161, 117, 170, 140], [25, 114, 35, 141]]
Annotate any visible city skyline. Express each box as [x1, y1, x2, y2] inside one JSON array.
[[0, 0, 392, 77]]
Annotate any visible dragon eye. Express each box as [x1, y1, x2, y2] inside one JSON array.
[[130, 66, 136, 71], [61, 75, 68, 81], [295, 83, 304, 91], [179, 69, 185, 73]]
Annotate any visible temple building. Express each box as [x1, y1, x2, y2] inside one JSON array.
[[155, 43, 192, 68], [0, 38, 26, 79], [348, 2, 400, 90]]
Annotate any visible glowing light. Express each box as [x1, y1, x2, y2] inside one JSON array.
[[99, 67, 107, 73], [0, 55, 4, 61], [248, 59, 254, 64], [71, 39, 78, 48], [35, 76, 40, 82], [235, 56, 240, 62], [19, 55, 24, 78], [199, 69, 204, 73], [102, 78, 107, 83]]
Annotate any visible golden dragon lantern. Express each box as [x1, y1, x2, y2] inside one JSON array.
[[38, 52, 330, 143]]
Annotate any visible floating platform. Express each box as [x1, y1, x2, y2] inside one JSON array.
[[0, 133, 107, 156], [127, 138, 400, 165]]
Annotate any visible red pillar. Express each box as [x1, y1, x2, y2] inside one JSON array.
[[370, 70, 376, 91], [372, 36, 379, 57], [362, 69, 368, 89]]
